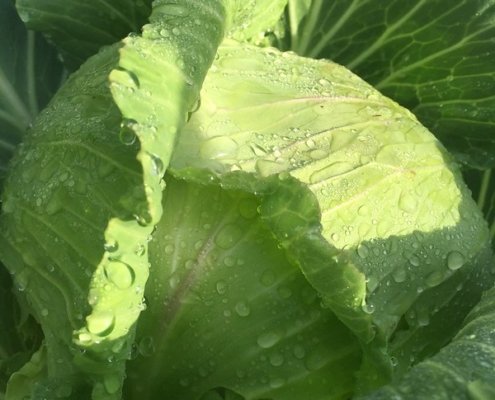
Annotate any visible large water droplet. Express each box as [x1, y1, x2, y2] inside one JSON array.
[[447, 251, 465, 270], [214, 224, 243, 249], [235, 300, 250, 317], [257, 330, 284, 349], [305, 346, 330, 371], [269, 352, 284, 366], [104, 259, 135, 289], [86, 310, 115, 336], [104, 373, 121, 395], [309, 161, 354, 184], [293, 344, 306, 359], [119, 119, 137, 146], [199, 136, 238, 160], [392, 265, 407, 283], [138, 336, 155, 357], [425, 270, 444, 287], [147, 152, 164, 176], [398, 192, 417, 213], [260, 269, 276, 286], [216, 280, 227, 295]]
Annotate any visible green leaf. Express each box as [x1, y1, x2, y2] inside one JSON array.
[[357, 280, 495, 400], [0, 42, 148, 399], [123, 175, 362, 400], [170, 39, 495, 391], [285, 0, 495, 168], [15, 0, 152, 70], [0, 0, 64, 188], [227, 0, 288, 42]]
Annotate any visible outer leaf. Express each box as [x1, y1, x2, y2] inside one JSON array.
[[0, 42, 150, 399], [357, 281, 495, 400], [170, 39, 495, 391], [123, 175, 361, 400], [15, 0, 152, 70], [0, 0, 64, 187], [286, 0, 495, 168]]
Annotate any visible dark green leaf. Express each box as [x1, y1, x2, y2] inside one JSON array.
[[0, 0, 64, 187], [15, 0, 153, 70]]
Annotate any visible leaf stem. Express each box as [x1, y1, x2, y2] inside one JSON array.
[[26, 31, 39, 117], [477, 168, 491, 212]]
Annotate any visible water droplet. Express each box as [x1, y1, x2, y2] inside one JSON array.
[[238, 197, 258, 219], [361, 303, 375, 314], [309, 149, 328, 160], [277, 286, 292, 299], [425, 270, 444, 287], [104, 373, 121, 394], [214, 224, 243, 249], [447, 251, 465, 270], [357, 243, 370, 259], [41, 308, 49, 317], [392, 265, 407, 283], [309, 161, 354, 183], [147, 152, 164, 176], [269, 352, 284, 366], [293, 344, 306, 359], [305, 346, 330, 371], [164, 244, 175, 255], [199, 136, 238, 159], [235, 300, 250, 317], [216, 280, 227, 295], [390, 357, 398, 367], [399, 192, 417, 213], [155, 3, 189, 17], [417, 309, 430, 327], [357, 205, 370, 216], [104, 240, 119, 252], [260, 269, 276, 286], [104, 259, 135, 289], [134, 244, 145, 256], [269, 378, 286, 389], [179, 378, 190, 387], [86, 310, 115, 336], [138, 336, 155, 357], [257, 330, 284, 349], [119, 119, 137, 145]]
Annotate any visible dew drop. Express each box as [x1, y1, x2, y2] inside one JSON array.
[[104, 259, 135, 289], [86, 310, 115, 336], [361, 303, 375, 314], [305, 346, 330, 371], [235, 300, 250, 317], [392, 265, 407, 283], [257, 330, 284, 349], [138, 336, 155, 357], [104, 373, 121, 395], [216, 280, 227, 295], [309, 161, 354, 183], [104, 240, 119, 252], [447, 251, 465, 270], [199, 136, 238, 159], [269, 378, 286, 389], [260, 269, 276, 286], [277, 286, 293, 299], [148, 152, 164, 176], [398, 192, 417, 213], [119, 119, 137, 145], [425, 270, 444, 287], [269, 352, 284, 367], [293, 344, 306, 359], [214, 224, 243, 249], [357, 244, 370, 259]]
